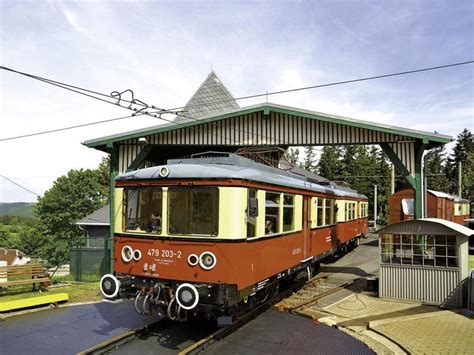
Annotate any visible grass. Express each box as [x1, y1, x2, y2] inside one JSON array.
[[51, 274, 101, 283], [0, 282, 102, 304]]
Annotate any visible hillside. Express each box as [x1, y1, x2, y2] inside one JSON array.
[[0, 202, 35, 218]]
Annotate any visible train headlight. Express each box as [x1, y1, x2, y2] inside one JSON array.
[[187, 254, 199, 266], [121, 246, 133, 263], [159, 166, 169, 178], [100, 274, 120, 298], [199, 251, 217, 270], [133, 249, 142, 261], [176, 283, 199, 310]]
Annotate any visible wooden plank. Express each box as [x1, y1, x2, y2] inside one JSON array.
[[0, 277, 50, 287], [0, 293, 68, 312]]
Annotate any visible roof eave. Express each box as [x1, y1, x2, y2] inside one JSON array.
[[83, 102, 453, 150]]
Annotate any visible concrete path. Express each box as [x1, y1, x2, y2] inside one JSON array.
[[0, 300, 156, 355]]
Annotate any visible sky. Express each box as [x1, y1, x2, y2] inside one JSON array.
[[0, 0, 473, 203]]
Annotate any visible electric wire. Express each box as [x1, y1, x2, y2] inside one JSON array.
[[0, 66, 148, 109], [0, 114, 141, 142], [166, 60, 474, 111], [0, 174, 41, 197], [1, 60, 472, 144]]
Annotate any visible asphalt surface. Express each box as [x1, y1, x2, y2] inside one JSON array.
[[111, 318, 216, 354], [0, 300, 157, 355], [206, 309, 374, 355]]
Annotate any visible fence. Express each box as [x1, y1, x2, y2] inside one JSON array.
[[70, 236, 111, 281]]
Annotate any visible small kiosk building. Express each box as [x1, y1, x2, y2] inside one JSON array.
[[378, 218, 473, 307]]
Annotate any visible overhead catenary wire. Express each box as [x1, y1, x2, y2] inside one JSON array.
[[0, 114, 142, 142], [166, 60, 474, 111], [0, 174, 41, 197], [0, 60, 472, 144]]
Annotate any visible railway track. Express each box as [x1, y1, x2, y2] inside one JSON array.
[[78, 275, 359, 354], [178, 275, 358, 355]]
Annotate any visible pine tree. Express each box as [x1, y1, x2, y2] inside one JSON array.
[[425, 146, 450, 192], [302, 146, 317, 172], [284, 147, 300, 166], [317, 146, 342, 180], [449, 129, 474, 200]]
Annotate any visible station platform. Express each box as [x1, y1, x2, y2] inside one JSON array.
[[0, 300, 155, 354], [206, 309, 374, 355]]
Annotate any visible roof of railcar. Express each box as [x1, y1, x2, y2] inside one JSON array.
[[116, 154, 367, 199]]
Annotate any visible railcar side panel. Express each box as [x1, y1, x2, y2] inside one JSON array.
[[114, 233, 307, 290]]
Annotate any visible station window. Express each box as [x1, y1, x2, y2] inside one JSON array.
[[247, 189, 258, 238], [283, 194, 295, 232], [168, 187, 219, 236], [265, 192, 280, 235], [325, 199, 334, 225], [123, 188, 162, 233], [317, 198, 324, 227], [380, 234, 457, 268]]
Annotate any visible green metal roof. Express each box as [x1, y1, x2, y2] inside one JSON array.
[[83, 102, 453, 151]]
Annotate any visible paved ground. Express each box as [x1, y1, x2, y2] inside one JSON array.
[[111, 318, 216, 354], [205, 309, 373, 355], [0, 300, 156, 354], [295, 234, 474, 354]]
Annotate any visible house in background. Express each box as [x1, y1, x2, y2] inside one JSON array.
[[71, 204, 110, 280], [0, 248, 31, 266], [76, 204, 110, 248]]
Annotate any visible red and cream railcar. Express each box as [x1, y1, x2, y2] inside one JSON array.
[[100, 154, 368, 321], [389, 188, 470, 225]]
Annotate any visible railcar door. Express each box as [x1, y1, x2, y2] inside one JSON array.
[[302, 196, 310, 259]]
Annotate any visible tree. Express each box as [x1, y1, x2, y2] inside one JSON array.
[[317, 146, 342, 180], [448, 129, 473, 200], [425, 146, 450, 192], [97, 155, 111, 201], [34, 169, 107, 267], [302, 146, 317, 172], [284, 147, 300, 166]]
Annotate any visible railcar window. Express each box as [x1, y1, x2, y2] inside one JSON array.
[[325, 199, 334, 225], [123, 188, 162, 233], [265, 192, 280, 235], [380, 234, 457, 268], [168, 187, 219, 236], [360, 202, 368, 218], [283, 194, 295, 232], [247, 189, 258, 238], [345, 202, 356, 221], [317, 198, 324, 227]]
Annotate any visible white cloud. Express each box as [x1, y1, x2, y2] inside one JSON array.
[[0, 1, 471, 202]]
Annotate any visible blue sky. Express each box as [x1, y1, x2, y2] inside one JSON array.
[[0, 0, 472, 202]]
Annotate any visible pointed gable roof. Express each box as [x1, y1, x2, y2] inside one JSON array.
[[177, 71, 239, 120]]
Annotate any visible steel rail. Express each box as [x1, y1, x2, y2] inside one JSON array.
[[76, 320, 163, 355], [178, 274, 327, 355]]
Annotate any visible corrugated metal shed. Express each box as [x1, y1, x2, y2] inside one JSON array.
[[378, 218, 473, 236], [378, 218, 472, 307]]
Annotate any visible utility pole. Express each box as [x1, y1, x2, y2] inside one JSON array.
[[391, 164, 395, 195], [374, 184, 378, 230], [458, 161, 462, 197]]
